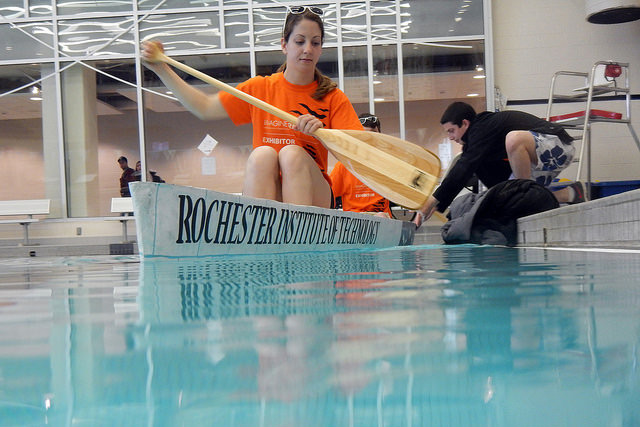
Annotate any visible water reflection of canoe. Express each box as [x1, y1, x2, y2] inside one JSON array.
[[130, 182, 415, 257]]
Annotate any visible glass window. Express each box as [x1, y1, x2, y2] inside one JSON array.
[[142, 53, 252, 194], [255, 47, 337, 79], [253, 6, 286, 48], [57, 17, 135, 57], [319, 47, 338, 81], [318, 4, 337, 44], [60, 60, 141, 217], [29, 0, 52, 17], [371, 1, 397, 42], [139, 12, 221, 54], [224, 9, 249, 49], [373, 44, 400, 137], [253, 4, 337, 48], [0, 1, 25, 19], [0, 63, 63, 217], [401, 0, 484, 39], [342, 45, 368, 116], [340, 2, 367, 41], [0, 22, 55, 61], [255, 50, 284, 76], [137, 0, 228, 10], [403, 41, 486, 162], [57, 0, 134, 15]]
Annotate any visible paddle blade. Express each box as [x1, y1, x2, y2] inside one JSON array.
[[331, 151, 432, 209], [340, 129, 441, 181], [318, 129, 441, 210]]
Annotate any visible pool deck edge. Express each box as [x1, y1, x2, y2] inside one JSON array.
[[518, 188, 640, 248]]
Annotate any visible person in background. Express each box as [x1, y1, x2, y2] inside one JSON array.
[[117, 156, 137, 197], [330, 113, 393, 217], [141, 6, 361, 208], [414, 102, 584, 227], [136, 160, 166, 183], [133, 160, 143, 181], [149, 170, 165, 183]]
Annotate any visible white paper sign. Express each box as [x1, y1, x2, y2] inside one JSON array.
[[201, 157, 217, 175], [198, 134, 219, 155]]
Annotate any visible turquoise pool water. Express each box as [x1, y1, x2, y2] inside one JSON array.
[[1, 245, 639, 426]]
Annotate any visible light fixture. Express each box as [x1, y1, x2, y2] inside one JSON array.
[[31, 86, 40, 95], [473, 75, 486, 79], [586, 0, 640, 23], [466, 93, 480, 97]]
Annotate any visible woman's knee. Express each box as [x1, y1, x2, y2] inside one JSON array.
[[247, 145, 277, 164], [244, 146, 281, 184], [278, 145, 313, 172]]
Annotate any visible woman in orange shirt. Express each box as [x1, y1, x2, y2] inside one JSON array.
[[141, 7, 361, 208]]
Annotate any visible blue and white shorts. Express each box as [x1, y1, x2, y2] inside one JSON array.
[[530, 131, 574, 187]]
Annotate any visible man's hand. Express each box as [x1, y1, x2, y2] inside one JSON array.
[[413, 195, 439, 228]]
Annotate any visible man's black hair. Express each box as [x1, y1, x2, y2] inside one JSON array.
[[440, 102, 477, 126]]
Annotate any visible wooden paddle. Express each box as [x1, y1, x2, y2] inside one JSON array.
[[150, 52, 441, 210]]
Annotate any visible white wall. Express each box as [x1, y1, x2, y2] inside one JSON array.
[[492, 0, 640, 182]]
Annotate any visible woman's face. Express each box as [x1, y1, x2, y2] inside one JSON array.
[[281, 18, 322, 73]]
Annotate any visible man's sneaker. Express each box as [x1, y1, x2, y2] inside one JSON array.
[[568, 181, 586, 204]]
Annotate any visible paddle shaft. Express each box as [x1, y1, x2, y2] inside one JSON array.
[[161, 54, 300, 125]]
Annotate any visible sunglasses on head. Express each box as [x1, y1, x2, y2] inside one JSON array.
[[288, 6, 324, 16], [359, 115, 380, 128]]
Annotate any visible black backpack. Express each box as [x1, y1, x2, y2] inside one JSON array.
[[442, 179, 559, 246]]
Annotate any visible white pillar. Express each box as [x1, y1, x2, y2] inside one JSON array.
[[41, 64, 64, 217], [61, 65, 100, 216]]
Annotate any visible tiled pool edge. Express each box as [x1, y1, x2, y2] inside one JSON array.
[[518, 188, 640, 248]]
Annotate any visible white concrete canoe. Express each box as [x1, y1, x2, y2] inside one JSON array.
[[130, 182, 415, 257]]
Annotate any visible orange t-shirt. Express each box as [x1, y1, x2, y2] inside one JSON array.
[[330, 161, 392, 216], [218, 72, 362, 177]]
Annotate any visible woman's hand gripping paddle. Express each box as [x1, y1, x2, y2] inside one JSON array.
[[147, 51, 441, 210]]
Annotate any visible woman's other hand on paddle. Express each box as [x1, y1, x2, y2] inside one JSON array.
[[141, 40, 167, 72], [413, 195, 438, 228], [294, 114, 323, 135]]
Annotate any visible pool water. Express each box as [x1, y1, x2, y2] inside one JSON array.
[[1, 245, 639, 426]]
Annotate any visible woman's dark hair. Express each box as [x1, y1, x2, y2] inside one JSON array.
[[440, 101, 477, 126], [277, 9, 336, 100]]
